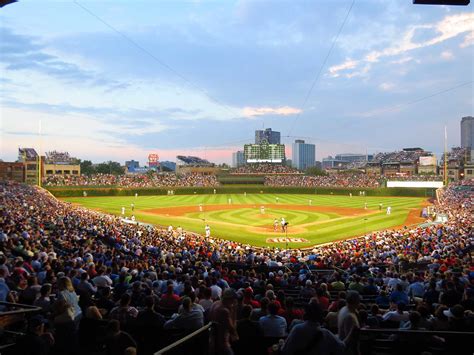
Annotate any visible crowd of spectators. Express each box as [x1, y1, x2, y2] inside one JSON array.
[[0, 179, 472, 355], [265, 174, 381, 188], [443, 147, 469, 163], [43, 173, 219, 188], [371, 151, 428, 164], [230, 164, 301, 175]]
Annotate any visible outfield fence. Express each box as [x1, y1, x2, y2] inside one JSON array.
[[46, 185, 436, 198]]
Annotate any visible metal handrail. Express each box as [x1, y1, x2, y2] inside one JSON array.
[[360, 328, 474, 336], [0, 302, 42, 316], [154, 322, 216, 355]]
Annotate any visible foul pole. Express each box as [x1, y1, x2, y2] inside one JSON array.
[[444, 126, 448, 186], [38, 120, 42, 188]]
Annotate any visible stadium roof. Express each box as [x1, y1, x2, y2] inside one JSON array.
[[176, 155, 212, 165]]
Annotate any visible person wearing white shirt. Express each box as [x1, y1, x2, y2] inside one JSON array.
[[210, 279, 222, 300], [382, 302, 409, 323], [92, 268, 113, 288]]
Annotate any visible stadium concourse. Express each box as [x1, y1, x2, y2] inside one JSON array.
[[0, 180, 472, 355]]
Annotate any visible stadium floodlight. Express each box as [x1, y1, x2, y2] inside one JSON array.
[[413, 0, 470, 5], [0, 0, 17, 7]]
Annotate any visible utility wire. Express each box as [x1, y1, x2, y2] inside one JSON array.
[[361, 80, 473, 117], [73, 0, 240, 119], [288, 0, 355, 136]]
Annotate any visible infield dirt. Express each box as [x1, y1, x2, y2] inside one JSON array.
[[143, 203, 369, 217]]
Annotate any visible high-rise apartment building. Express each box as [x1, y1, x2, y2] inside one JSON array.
[[255, 128, 280, 144], [292, 140, 315, 171], [232, 151, 245, 168], [461, 116, 474, 149]]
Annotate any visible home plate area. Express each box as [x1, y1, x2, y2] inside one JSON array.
[[266, 237, 309, 243]]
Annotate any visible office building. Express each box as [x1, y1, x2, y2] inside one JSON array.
[[255, 128, 280, 144], [292, 140, 316, 171], [18, 148, 39, 185], [232, 151, 245, 168], [125, 160, 140, 170], [334, 153, 373, 163], [461, 116, 474, 149], [322, 157, 350, 170]]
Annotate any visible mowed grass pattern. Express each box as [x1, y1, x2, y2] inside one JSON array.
[[63, 194, 427, 248]]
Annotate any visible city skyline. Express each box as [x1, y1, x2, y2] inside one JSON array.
[[1, 1, 473, 164]]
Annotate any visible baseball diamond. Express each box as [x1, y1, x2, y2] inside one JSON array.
[[63, 193, 428, 248]]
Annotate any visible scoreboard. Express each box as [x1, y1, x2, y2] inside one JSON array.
[[244, 140, 285, 163]]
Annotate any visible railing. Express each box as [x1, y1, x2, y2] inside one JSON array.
[[0, 301, 42, 329], [154, 322, 216, 355], [360, 328, 474, 355]]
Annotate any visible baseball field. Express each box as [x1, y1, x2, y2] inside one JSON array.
[[62, 193, 428, 248]]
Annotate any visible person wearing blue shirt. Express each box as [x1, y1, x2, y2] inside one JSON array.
[[0, 269, 11, 303], [259, 302, 287, 337], [389, 284, 409, 305], [407, 278, 425, 300], [282, 301, 346, 355]]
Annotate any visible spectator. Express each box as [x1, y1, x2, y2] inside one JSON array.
[[209, 288, 239, 355], [16, 315, 54, 355], [159, 284, 181, 309], [389, 284, 409, 305], [282, 301, 347, 355], [259, 301, 287, 337], [164, 297, 204, 331], [57, 277, 82, 323], [337, 291, 360, 355], [104, 320, 137, 355], [110, 293, 139, 329], [382, 302, 409, 324], [235, 305, 263, 354]]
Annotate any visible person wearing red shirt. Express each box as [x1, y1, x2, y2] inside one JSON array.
[[159, 284, 180, 309], [242, 287, 260, 308]]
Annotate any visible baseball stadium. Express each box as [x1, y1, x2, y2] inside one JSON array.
[[1, 1, 473, 355]]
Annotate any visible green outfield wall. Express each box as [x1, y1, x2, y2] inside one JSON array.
[[46, 185, 436, 198]]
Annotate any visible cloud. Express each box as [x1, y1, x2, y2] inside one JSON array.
[[379, 82, 395, 91], [460, 31, 474, 48], [0, 27, 122, 88], [328, 59, 358, 77], [390, 56, 415, 65], [242, 106, 302, 117], [328, 13, 474, 78], [440, 50, 454, 60]]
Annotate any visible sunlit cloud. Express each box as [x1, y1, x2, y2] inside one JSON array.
[[328, 59, 358, 77], [379, 82, 395, 91], [328, 13, 474, 78], [242, 106, 302, 117], [460, 31, 474, 48], [440, 50, 454, 60]]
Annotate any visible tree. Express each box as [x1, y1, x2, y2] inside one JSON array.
[[95, 161, 124, 175], [306, 167, 327, 176], [80, 160, 95, 176]]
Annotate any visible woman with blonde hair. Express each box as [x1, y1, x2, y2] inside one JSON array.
[[57, 276, 82, 323]]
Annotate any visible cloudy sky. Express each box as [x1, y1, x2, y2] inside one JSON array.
[[1, 0, 473, 164]]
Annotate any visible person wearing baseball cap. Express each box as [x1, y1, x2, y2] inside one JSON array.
[[443, 304, 471, 331]]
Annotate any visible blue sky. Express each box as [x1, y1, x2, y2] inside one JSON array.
[[1, 0, 473, 164]]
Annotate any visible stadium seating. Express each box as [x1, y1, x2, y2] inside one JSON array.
[[0, 179, 472, 354]]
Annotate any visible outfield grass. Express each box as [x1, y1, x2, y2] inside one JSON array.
[[62, 194, 427, 248]]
